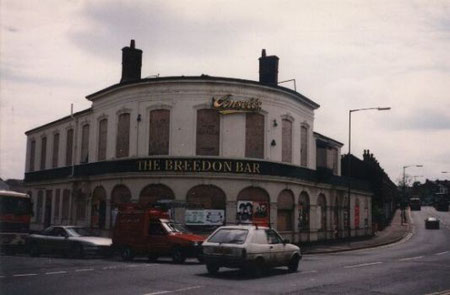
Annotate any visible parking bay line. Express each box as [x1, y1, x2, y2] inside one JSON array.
[[13, 274, 38, 277], [399, 256, 423, 261], [45, 271, 67, 275], [75, 268, 94, 272], [143, 286, 203, 295], [435, 251, 449, 256], [344, 262, 383, 269]]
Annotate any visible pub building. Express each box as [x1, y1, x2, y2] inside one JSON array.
[[24, 40, 372, 242]]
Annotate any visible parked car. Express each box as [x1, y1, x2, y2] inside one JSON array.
[[202, 225, 301, 276], [425, 217, 440, 229], [27, 226, 112, 257], [112, 204, 204, 263]]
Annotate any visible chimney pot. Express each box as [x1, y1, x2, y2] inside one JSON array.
[[259, 49, 279, 85], [120, 39, 142, 83]]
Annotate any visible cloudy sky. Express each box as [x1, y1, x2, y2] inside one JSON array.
[[1, 0, 449, 184]]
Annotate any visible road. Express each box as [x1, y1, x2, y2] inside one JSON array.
[[1, 207, 449, 295]]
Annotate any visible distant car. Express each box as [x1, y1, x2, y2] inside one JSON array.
[[27, 226, 112, 258], [202, 225, 301, 276], [425, 217, 440, 229]]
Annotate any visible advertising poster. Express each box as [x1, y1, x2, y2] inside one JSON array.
[[236, 200, 269, 225], [185, 210, 225, 225]]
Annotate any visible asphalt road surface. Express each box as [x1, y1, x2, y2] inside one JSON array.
[[1, 207, 449, 295]]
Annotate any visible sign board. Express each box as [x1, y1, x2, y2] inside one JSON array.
[[185, 209, 225, 226], [236, 200, 269, 225]]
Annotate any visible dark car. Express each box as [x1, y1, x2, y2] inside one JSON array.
[[425, 217, 440, 229], [27, 226, 112, 258]]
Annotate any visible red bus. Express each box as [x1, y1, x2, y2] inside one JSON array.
[[0, 190, 32, 253]]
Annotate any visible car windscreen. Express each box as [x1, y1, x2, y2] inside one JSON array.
[[163, 221, 191, 233], [66, 227, 94, 237], [207, 229, 248, 244]]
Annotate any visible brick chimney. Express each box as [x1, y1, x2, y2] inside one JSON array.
[[120, 40, 142, 83], [259, 49, 279, 85]]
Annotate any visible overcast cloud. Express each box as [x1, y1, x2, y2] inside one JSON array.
[[1, 0, 449, 183]]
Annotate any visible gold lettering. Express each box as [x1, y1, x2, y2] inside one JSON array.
[[193, 160, 201, 171], [165, 160, 174, 170], [236, 162, 244, 172], [212, 95, 262, 114], [202, 160, 212, 171], [184, 160, 191, 171], [224, 161, 232, 172], [252, 163, 261, 174], [174, 160, 183, 171], [244, 163, 252, 173], [212, 161, 222, 172]]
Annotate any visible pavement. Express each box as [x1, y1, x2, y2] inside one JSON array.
[[302, 208, 412, 254]]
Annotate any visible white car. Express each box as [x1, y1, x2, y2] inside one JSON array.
[[202, 225, 301, 276]]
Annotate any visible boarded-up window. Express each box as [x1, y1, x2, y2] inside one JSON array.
[[277, 190, 294, 231], [245, 113, 264, 159], [282, 119, 292, 163], [316, 146, 327, 168], [300, 125, 308, 167], [76, 194, 86, 221], [332, 148, 338, 175], [54, 189, 61, 221], [66, 129, 74, 166], [40, 137, 47, 170], [29, 140, 36, 172], [196, 109, 220, 156], [186, 185, 226, 209], [318, 194, 327, 231], [139, 184, 174, 206], [98, 119, 108, 161], [149, 110, 170, 155], [36, 191, 44, 223], [61, 189, 70, 222], [299, 192, 310, 231], [52, 133, 59, 168], [116, 113, 130, 158], [80, 124, 90, 163]]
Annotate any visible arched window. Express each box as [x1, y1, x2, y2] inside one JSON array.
[[97, 119, 108, 161], [62, 189, 71, 223], [299, 192, 310, 231], [91, 186, 107, 229], [40, 136, 47, 170], [281, 119, 292, 163], [237, 187, 270, 225], [186, 185, 226, 209], [80, 124, 90, 163], [196, 109, 220, 156], [149, 109, 170, 155], [65, 129, 74, 166], [110, 185, 132, 227], [277, 190, 294, 231], [245, 113, 265, 159], [300, 125, 308, 167], [36, 190, 44, 223], [355, 198, 360, 229], [186, 185, 226, 230], [139, 184, 174, 206], [317, 194, 327, 231], [52, 133, 59, 168], [116, 113, 130, 158], [29, 139, 36, 172]]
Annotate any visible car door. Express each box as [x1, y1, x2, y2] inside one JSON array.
[[266, 229, 289, 266], [147, 221, 169, 255], [250, 229, 273, 264], [44, 227, 66, 254]]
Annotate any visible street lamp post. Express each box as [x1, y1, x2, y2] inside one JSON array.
[[401, 164, 423, 224], [347, 107, 390, 237]]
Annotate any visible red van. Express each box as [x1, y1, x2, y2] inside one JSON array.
[[112, 204, 204, 263]]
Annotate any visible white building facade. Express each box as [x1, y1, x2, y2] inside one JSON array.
[[24, 41, 372, 242]]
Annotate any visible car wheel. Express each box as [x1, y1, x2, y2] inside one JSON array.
[[287, 255, 300, 272], [29, 243, 40, 257], [206, 263, 219, 275], [72, 244, 85, 259], [171, 247, 186, 264], [121, 246, 134, 261]]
